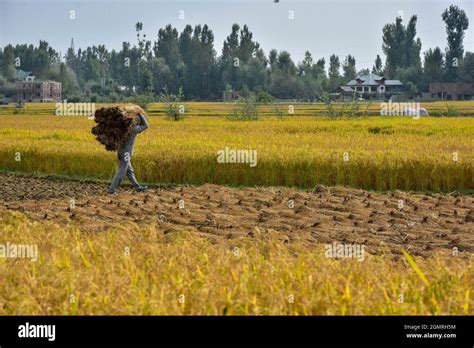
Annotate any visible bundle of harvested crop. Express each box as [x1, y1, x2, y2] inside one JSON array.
[[91, 104, 146, 151]]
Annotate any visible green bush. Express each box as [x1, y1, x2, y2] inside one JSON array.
[[255, 91, 275, 104], [129, 92, 155, 110], [160, 87, 186, 121], [228, 95, 260, 121]]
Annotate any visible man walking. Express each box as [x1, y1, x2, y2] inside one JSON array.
[[107, 113, 149, 194]]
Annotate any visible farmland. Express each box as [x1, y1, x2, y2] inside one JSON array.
[[0, 102, 473, 315], [0, 102, 473, 192], [0, 214, 472, 315], [2, 100, 474, 117]]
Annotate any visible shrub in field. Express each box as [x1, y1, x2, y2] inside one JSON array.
[[128, 92, 155, 110], [228, 95, 260, 121], [160, 87, 186, 121], [444, 104, 461, 117], [368, 126, 394, 135], [255, 90, 275, 104], [272, 102, 286, 119], [430, 104, 461, 117], [320, 93, 372, 118], [319, 93, 346, 118]]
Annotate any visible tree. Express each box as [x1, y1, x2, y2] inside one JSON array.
[[404, 81, 418, 99], [342, 54, 356, 80], [328, 54, 341, 90], [442, 5, 469, 80], [154, 24, 181, 71], [150, 57, 172, 95], [268, 49, 278, 67], [302, 51, 313, 68], [372, 54, 383, 75], [35, 40, 59, 78], [382, 15, 421, 77], [395, 65, 422, 96], [316, 58, 325, 70], [404, 16, 422, 69], [179, 25, 194, 99], [222, 24, 240, 62], [220, 24, 263, 94], [459, 52, 474, 83], [221, 24, 241, 91], [423, 47, 444, 88], [188, 24, 216, 99], [277, 51, 296, 74], [238, 25, 259, 63], [154, 24, 181, 92], [64, 46, 79, 77], [2, 45, 16, 81], [268, 50, 301, 99], [57, 62, 76, 96], [382, 16, 405, 77], [297, 51, 324, 101], [240, 51, 267, 92]]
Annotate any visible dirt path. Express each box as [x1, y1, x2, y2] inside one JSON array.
[[0, 173, 472, 257]]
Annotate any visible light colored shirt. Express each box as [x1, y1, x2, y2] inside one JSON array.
[[118, 114, 149, 157]]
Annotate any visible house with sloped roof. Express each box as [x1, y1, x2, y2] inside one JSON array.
[[339, 73, 404, 97]]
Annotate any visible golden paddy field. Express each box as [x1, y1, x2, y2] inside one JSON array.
[[0, 210, 472, 315], [0, 101, 473, 192]]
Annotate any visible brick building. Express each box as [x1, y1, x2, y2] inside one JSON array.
[[429, 83, 474, 100], [16, 80, 62, 102]]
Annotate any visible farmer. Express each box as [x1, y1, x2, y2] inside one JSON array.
[[107, 113, 149, 194]]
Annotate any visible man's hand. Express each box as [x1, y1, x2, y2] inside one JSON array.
[[132, 114, 149, 133]]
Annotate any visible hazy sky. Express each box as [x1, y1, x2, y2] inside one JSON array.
[[1, 0, 473, 70]]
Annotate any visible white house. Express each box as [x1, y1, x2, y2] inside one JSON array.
[[340, 73, 404, 96]]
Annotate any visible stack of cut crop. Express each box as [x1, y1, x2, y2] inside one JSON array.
[[91, 105, 145, 151]]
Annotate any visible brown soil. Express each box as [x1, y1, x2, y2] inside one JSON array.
[[0, 173, 472, 258]]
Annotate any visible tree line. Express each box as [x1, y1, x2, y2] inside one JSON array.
[[0, 4, 472, 102]]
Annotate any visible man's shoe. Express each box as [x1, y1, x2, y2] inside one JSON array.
[[135, 186, 148, 192], [107, 188, 117, 195]]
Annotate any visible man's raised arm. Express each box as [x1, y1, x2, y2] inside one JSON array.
[[132, 114, 149, 133]]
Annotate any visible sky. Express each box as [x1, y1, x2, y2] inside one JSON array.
[[1, 0, 473, 71]]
